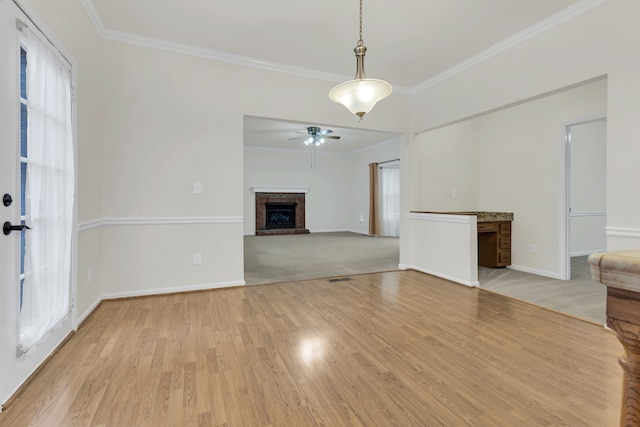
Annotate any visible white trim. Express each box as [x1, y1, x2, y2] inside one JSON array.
[[410, 0, 606, 94], [561, 115, 607, 281], [78, 216, 243, 231], [606, 227, 640, 239], [76, 296, 102, 327], [570, 211, 606, 217], [252, 187, 309, 194], [77, 0, 602, 96], [101, 280, 245, 300], [401, 264, 479, 288], [13, 0, 77, 67], [78, 0, 411, 95], [405, 212, 473, 224], [243, 229, 375, 236], [78, 219, 102, 232], [507, 264, 563, 280]]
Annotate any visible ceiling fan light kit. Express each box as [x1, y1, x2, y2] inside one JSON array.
[[329, 0, 392, 121], [289, 126, 341, 147]]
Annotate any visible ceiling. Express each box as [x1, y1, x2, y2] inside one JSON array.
[[244, 116, 400, 154], [87, 0, 583, 152]]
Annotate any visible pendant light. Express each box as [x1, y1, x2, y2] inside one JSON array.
[[329, 0, 392, 122]]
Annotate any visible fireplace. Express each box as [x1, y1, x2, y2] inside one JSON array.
[[266, 203, 296, 230], [255, 192, 310, 236]]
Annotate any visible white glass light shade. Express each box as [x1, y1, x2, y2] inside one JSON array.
[[329, 78, 392, 118]]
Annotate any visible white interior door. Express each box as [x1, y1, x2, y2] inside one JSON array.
[[0, 1, 74, 407], [0, 0, 23, 405], [565, 117, 607, 278]]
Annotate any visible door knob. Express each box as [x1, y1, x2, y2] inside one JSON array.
[[3, 221, 31, 236]]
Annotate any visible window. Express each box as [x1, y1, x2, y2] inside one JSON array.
[[379, 165, 400, 237], [20, 46, 27, 310], [17, 27, 74, 355]]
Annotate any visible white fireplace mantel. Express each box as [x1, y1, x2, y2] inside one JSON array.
[[251, 187, 309, 194]]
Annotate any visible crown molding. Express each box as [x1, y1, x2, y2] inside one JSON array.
[[410, 0, 607, 95], [77, 0, 416, 94], [80, 0, 602, 96]]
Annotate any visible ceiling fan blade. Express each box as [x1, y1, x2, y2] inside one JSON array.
[[294, 131, 308, 134], [288, 136, 306, 140], [325, 135, 341, 140], [320, 129, 334, 135]]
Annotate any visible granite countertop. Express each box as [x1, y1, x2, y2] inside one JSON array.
[[411, 211, 514, 222]]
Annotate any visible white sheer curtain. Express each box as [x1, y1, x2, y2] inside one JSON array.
[[379, 165, 400, 237], [20, 29, 74, 353]]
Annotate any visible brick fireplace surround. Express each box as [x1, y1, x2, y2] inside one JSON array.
[[255, 192, 310, 236]]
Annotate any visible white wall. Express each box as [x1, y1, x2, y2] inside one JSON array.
[[413, 120, 479, 211], [404, 1, 640, 274], [1, 0, 409, 407], [411, 79, 606, 278], [87, 30, 408, 297], [403, 213, 479, 287], [477, 79, 606, 277], [243, 148, 351, 235], [243, 138, 400, 236], [10, 0, 640, 408]]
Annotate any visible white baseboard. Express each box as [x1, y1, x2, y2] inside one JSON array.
[[507, 264, 562, 280], [76, 297, 103, 327], [73, 279, 244, 328], [101, 280, 245, 300], [400, 264, 479, 288], [245, 229, 373, 236]]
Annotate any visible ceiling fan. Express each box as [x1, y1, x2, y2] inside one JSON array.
[[288, 126, 341, 146]]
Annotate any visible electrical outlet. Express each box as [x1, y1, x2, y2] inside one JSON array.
[[530, 244, 537, 254], [194, 182, 203, 194], [193, 253, 202, 265], [451, 189, 457, 198]]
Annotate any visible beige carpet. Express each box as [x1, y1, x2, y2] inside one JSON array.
[[244, 232, 399, 285]]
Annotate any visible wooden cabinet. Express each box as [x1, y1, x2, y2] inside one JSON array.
[[477, 221, 512, 268]]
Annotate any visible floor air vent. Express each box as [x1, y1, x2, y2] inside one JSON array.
[[328, 277, 353, 283]]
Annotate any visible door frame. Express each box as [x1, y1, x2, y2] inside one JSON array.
[[560, 115, 606, 280]]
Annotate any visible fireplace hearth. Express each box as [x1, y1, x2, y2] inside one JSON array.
[[255, 192, 310, 236]]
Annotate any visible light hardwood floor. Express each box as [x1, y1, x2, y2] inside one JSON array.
[[0, 270, 622, 426]]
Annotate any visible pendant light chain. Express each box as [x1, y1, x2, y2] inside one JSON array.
[[357, 0, 364, 47], [328, 0, 392, 120]]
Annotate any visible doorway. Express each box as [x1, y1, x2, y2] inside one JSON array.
[[565, 117, 607, 279]]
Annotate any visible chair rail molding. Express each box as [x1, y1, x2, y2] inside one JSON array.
[[78, 216, 243, 232]]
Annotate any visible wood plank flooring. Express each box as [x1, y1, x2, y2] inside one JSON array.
[[0, 270, 623, 426]]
